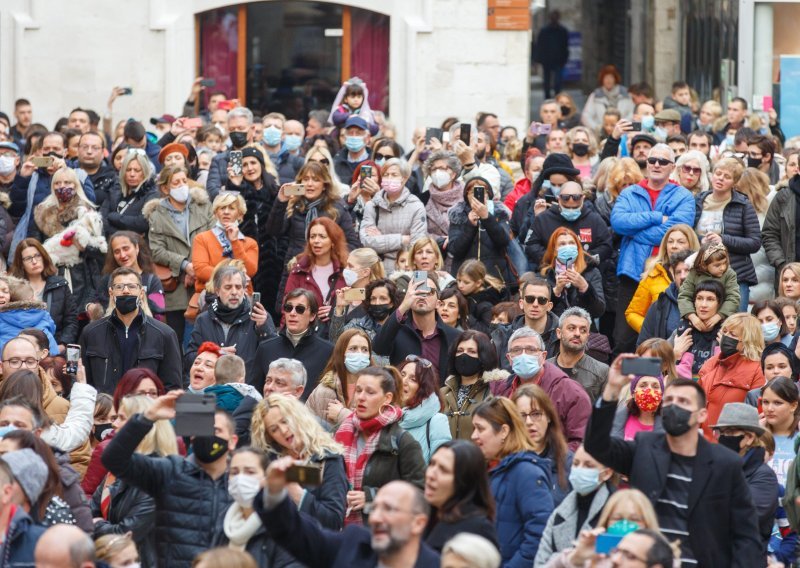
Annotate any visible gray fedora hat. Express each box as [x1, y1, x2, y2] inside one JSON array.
[[712, 402, 765, 436]]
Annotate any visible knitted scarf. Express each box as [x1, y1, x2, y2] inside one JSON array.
[[426, 183, 463, 236], [335, 405, 403, 524], [303, 197, 324, 235], [223, 503, 263, 550]]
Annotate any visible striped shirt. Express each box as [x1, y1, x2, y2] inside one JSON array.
[[655, 453, 697, 566]]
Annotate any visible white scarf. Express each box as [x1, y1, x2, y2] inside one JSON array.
[[223, 503, 263, 550]]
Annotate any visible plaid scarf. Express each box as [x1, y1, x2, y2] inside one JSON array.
[[335, 405, 403, 524]]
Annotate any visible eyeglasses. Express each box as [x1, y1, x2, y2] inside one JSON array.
[[22, 253, 42, 264], [520, 410, 545, 422], [508, 347, 542, 356], [523, 295, 550, 305], [610, 547, 648, 563], [2, 357, 39, 370], [310, 158, 330, 166], [681, 165, 701, 176], [376, 153, 394, 159], [558, 194, 582, 203], [283, 303, 308, 315], [647, 157, 673, 166], [405, 354, 432, 368], [111, 283, 142, 292]]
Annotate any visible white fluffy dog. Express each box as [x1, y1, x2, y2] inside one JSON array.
[[43, 207, 107, 267]]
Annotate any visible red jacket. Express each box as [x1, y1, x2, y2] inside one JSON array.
[[504, 177, 531, 214], [284, 255, 346, 309], [699, 353, 765, 440]]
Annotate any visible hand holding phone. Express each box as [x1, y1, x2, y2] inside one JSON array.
[[284, 184, 306, 196], [32, 156, 54, 168], [286, 464, 322, 486], [229, 151, 243, 177], [174, 393, 216, 437], [120, 87, 133, 96], [459, 124, 472, 145], [343, 288, 366, 302], [200, 78, 217, 88], [66, 344, 81, 375], [252, 292, 261, 305], [620, 357, 661, 377], [413, 270, 430, 292]]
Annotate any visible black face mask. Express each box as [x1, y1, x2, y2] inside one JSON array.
[[229, 131, 248, 149], [115, 295, 139, 315], [572, 143, 589, 157], [367, 304, 393, 322], [192, 435, 229, 463], [746, 156, 762, 169], [661, 404, 694, 436], [454, 353, 483, 377], [719, 335, 739, 358], [718, 434, 745, 454], [93, 423, 113, 443], [560, 105, 571, 117]]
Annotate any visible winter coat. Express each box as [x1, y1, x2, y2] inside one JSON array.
[[91, 475, 157, 568], [490, 363, 591, 451], [268, 150, 306, 185], [357, 421, 426, 501], [40, 381, 96, 455], [144, 187, 214, 311], [637, 282, 681, 345], [624, 262, 671, 333], [360, 188, 427, 274], [611, 405, 664, 440], [103, 178, 159, 235], [505, 177, 531, 214], [102, 413, 232, 567], [0, 300, 58, 354], [762, 180, 796, 273], [525, 205, 613, 270], [424, 503, 498, 552], [580, 86, 634, 132], [297, 452, 349, 530], [542, 263, 606, 319], [611, 181, 695, 280], [698, 352, 765, 440], [693, 190, 762, 285], [84, 161, 118, 208], [492, 313, 561, 369], [42, 274, 79, 345], [213, 517, 302, 568], [332, 148, 369, 187], [54, 449, 94, 532], [534, 483, 612, 567], [2, 507, 46, 567], [741, 446, 779, 556], [206, 149, 233, 199], [672, 318, 722, 379], [306, 371, 351, 427], [79, 312, 183, 394], [192, 229, 258, 293], [490, 450, 554, 568], [249, 328, 334, 399], [448, 201, 512, 283], [748, 192, 775, 303], [399, 393, 452, 463], [545, 354, 608, 403], [463, 287, 506, 333], [440, 369, 508, 440], [284, 255, 346, 310], [677, 266, 740, 320]]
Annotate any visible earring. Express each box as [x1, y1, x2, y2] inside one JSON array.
[[379, 403, 392, 415]]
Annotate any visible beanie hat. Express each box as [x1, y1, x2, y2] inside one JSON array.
[[631, 374, 665, 393], [540, 153, 579, 179], [241, 147, 266, 168], [2, 449, 47, 505]]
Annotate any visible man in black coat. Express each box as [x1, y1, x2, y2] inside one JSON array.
[[534, 11, 569, 99], [248, 289, 333, 400], [79, 268, 182, 394], [585, 354, 763, 567], [372, 273, 459, 381]]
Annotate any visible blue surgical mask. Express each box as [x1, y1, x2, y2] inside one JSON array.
[[762, 322, 780, 342], [654, 126, 668, 140], [560, 208, 581, 222], [725, 134, 735, 146], [342, 268, 360, 286], [375, 157, 386, 167], [641, 115, 655, 131], [568, 466, 602, 496], [557, 244, 579, 263], [511, 353, 541, 379], [283, 134, 302, 152], [345, 136, 366, 153], [263, 126, 282, 147], [0, 425, 16, 438], [486, 200, 495, 216], [344, 353, 371, 374], [542, 179, 561, 197]]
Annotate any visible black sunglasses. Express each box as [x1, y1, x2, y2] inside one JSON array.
[[647, 157, 673, 166], [283, 303, 307, 314], [405, 354, 433, 368], [558, 194, 582, 203], [523, 295, 550, 305]]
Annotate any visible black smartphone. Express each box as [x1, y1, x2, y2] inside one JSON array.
[[425, 127, 443, 144], [459, 123, 471, 144], [174, 393, 216, 437], [229, 150, 243, 176], [66, 344, 81, 375], [472, 185, 485, 203], [360, 165, 372, 181], [413, 270, 430, 292], [621, 357, 662, 377], [631, 121, 642, 131], [200, 78, 217, 88], [252, 292, 261, 305], [120, 87, 133, 95], [286, 464, 322, 486]]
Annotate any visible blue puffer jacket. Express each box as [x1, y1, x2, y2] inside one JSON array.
[[610, 181, 695, 281], [0, 300, 59, 354], [399, 393, 452, 463], [490, 450, 555, 568]]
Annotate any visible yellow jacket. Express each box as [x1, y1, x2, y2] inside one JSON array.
[[625, 263, 671, 332]]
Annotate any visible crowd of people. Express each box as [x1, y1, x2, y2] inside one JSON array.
[[0, 67, 798, 567]]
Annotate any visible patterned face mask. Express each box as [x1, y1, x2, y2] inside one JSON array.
[[634, 387, 662, 412]]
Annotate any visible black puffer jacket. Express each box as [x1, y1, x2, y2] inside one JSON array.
[[447, 201, 512, 283], [542, 259, 606, 319], [91, 476, 157, 568], [524, 205, 613, 271], [102, 178, 159, 236], [693, 190, 761, 285], [43, 275, 78, 345], [102, 413, 232, 567], [213, 521, 302, 568]]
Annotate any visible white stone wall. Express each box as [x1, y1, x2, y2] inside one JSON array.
[[0, 0, 531, 144]]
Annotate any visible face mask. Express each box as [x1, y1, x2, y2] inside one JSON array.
[[719, 334, 739, 358], [725, 134, 735, 146], [556, 244, 579, 263], [661, 404, 694, 436], [345, 136, 366, 153], [511, 354, 541, 380], [368, 304, 393, 321], [486, 200, 495, 216], [431, 170, 452, 189], [192, 435, 228, 463], [560, 208, 581, 222], [634, 387, 662, 413], [115, 295, 139, 315], [762, 322, 780, 342], [381, 179, 403, 195], [228, 474, 262, 509], [455, 353, 483, 377], [718, 434, 745, 454], [0, 155, 16, 175], [55, 186, 76, 203], [262, 126, 282, 147], [375, 157, 386, 167], [641, 116, 655, 131], [529, 171, 540, 184], [543, 179, 561, 197], [93, 423, 113, 443], [284, 134, 302, 152], [568, 466, 602, 496], [342, 268, 360, 286], [344, 353, 371, 374], [572, 143, 589, 157], [0, 425, 17, 438], [229, 131, 248, 149], [606, 519, 640, 537], [654, 126, 668, 141], [170, 184, 189, 203], [747, 156, 762, 169], [560, 105, 571, 117]]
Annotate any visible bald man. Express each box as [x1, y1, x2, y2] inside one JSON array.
[[35, 524, 96, 568]]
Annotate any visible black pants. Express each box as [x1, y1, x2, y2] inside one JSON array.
[[543, 64, 564, 99], [166, 310, 186, 351], [613, 275, 639, 356]]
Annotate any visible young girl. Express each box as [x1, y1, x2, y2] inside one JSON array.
[[330, 77, 378, 134], [456, 259, 507, 330], [678, 241, 740, 326], [395, 247, 412, 272], [776, 296, 799, 336]]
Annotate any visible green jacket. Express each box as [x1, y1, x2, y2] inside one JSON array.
[[762, 186, 795, 270], [677, 266, 740, 320]]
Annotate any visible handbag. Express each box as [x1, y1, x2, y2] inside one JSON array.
[[184, 292, 201, 323], [154, 263, 178, 293]]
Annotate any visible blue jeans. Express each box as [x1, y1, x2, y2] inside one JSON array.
[[739, 283, 750, 313]]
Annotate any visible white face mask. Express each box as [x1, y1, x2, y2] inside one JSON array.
[[228, 474, 262, 508], [431, 170, 452, 188], [170, 184, 189, 203], [0, 155, 16, 175], [343, 268, 360, 286]]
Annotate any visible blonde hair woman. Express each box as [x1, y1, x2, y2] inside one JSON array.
[[675, 149, 710, 193], [595, 157, 642, 225], [566, 126, 599, 179], [106, 149, 158, 234], [250, 394, 347, 530], [390, 236, 456, 293]]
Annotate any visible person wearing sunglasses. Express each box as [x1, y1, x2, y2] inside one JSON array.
[[673, 149, 709, 194], [610, 143, 695, 356], [249, 289, 333, 400]]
